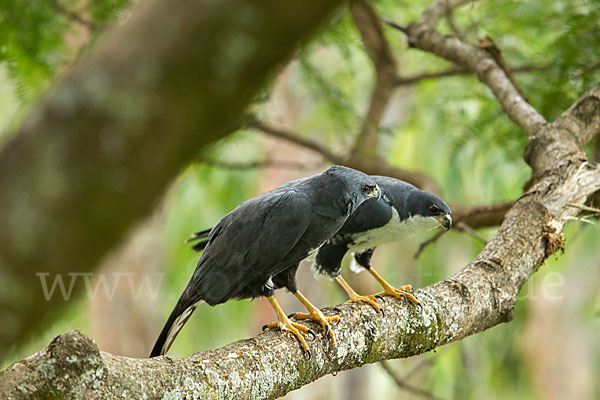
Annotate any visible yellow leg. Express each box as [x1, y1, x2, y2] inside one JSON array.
[[368, 268, 419, 306], [290, 291, 340, 348], [335, 275, 384, 313], [263, 296, 316, 356]]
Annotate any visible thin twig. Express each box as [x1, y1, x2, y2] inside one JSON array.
[[382, 19, 407, 34], [574, 59, 600, 79], [380, 361, 444, 400], [244, 115, 343, 163], [453, 201, 513, 228], [395, 65, 542, 86], [564, 216, 596, 225], [402, 358, 435, 381], [415, 230, 446, 259], [45, 0, 101, 30], [415, 201, 512, 258], [200, 158, 321, 171], [455, 221, 488, 244], [566, 203, 600, 214]]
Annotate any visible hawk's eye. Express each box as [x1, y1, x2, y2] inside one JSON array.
[[362, 185, 370, 193], [429, 205, 440, 214]]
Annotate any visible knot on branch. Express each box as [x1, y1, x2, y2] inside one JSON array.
[[542, 224, 565, 260], [574, 95, 600, 126], [41, 330, 105, 396]]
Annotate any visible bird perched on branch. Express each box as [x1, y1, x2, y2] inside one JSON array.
[[150, 165, 380, 358], [314, 176, 451, 312], [189, 176, 451, 314]]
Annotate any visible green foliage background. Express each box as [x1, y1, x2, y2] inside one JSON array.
[[1, 0, 599, 398]]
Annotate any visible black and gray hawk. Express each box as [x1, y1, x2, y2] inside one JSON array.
[[149, 165, 380, 357], [313, 176, 451, 311]]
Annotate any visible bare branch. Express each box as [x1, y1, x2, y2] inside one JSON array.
[[349, 0, 398, 161], [574, 59, 600, 79], [387, 0, 548, 136], [402, 357, 435, 381], [45, 0, 101, 30], [348, 160, 443, 195], [566, 203, 600, 215], [415, 201, 512, 258], [414, 230, 446, 259], [244, 115, 343, 163], [455, 221, 488, 244], [199, 157, 321, 171], [245, 115, 443, 194], [395, 65, 541, 86], [380, 361, 443, 400], [453, 201, 513, 228]]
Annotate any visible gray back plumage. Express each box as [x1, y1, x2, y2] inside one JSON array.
[[182, 165, 377, 305], [151, 165, 378, 357]]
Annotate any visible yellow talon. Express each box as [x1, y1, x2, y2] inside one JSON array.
[[368, 270, 419, 306], [264, 296, 315, 356], [293, 291, 339, 348]]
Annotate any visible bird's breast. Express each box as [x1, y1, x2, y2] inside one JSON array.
[[347, 208, 439, 253]]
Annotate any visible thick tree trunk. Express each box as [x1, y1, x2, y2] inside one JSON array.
[[0, 0, 344, 358]]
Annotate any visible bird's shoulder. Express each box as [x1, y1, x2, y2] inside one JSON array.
[[336, 195, 393, 235]]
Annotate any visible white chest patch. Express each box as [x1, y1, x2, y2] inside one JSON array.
[[347, 210, 440, 274], [348, 208, 440, 254]]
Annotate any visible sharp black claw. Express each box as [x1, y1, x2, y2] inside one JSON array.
[[331, 317, 341, 327], [416, 302, 423, 310], [306, 349, 312, 360], [375, 295, 385, 302], [307, 329, 317, 341], [287, 312, 297, 319], [380, 308, 385, 317], [361, 299, 368, 305], [323, 324, 330, 338], [331, 346, 339, 357], [262, 324, 268, 331]]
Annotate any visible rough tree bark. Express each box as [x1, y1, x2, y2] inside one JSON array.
[[2, 0, 600, 399], [0, 0, 345, 358]]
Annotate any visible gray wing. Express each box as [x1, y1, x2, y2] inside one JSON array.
[[190, 189, 315, 304], [337, 196, 392, 234]]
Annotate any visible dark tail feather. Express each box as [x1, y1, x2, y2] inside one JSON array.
[[149, 301, 200, 357], [185, 228, 212, 252]]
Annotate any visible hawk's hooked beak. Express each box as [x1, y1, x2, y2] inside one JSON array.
[[440, 214, 452, 231], [367, 184, 381, 200]]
